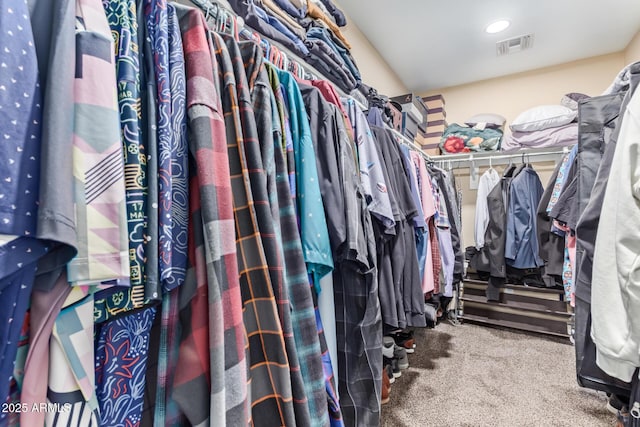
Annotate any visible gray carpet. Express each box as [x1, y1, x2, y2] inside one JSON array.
[[382, 322, 616, 427]]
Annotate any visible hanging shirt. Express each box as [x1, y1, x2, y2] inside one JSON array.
[[505, 166, 545, 269], [28, 0, 79, 291], [344, 98, 395, 230], [144, 0, 176, 291], [225, 37, 328, 427], [19, 274, 72, 427], [547, 145, 578, 214], [66, 0, 129, 286], [399, 145, 426, 229], [432, 177, 455, 296], [431, 167, 464, 277], [166, 2, 189, 294], [475, 169, 500, 249], [242, 42, 315, 427], [171, 8, 250, 427], [95, 306, 156, 427], [411, 152, 437, 293], [212, 31, 297, 427], [92, 0, 147, 322]]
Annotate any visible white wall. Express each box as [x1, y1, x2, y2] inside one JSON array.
[[421, 53, 625, 127], [338, 5, 408, 96], [420, 53, 626, 249], [626, 30, 640, 64]]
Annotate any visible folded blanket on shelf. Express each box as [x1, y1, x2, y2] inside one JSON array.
[[439, 124, 503, 153], [501, 123, 578, 152]]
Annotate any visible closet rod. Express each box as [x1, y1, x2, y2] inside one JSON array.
[[388, 128, 432, 162], [431, 145, 571, 168]]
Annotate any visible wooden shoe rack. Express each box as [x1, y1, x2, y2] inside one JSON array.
[[459, 278, 572, 338]]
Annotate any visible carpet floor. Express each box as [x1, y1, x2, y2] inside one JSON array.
[[381, 322, 617, 427]]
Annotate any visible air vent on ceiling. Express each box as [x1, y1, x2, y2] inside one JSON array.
[[496, 34, 534, 56]]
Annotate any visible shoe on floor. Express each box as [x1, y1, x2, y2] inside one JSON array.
[[393, 330, 416, 354], [424, 303, 438, 328], [383, 359, 395, 384], [394, 344, 409, 370], [381, 368, 391, 405], [607, 394, 627, 415], [384, 355, 402, 378], [383, 336, 395, 359]]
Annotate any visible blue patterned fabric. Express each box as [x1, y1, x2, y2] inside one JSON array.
[[144, 0, 174, 291], [0, 0, 49, 412], [166, 3, 188, 293], [95, 306, 157, 427], [93, 0, 149, 322]]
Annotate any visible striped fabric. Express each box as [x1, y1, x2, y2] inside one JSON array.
[[172, 8, 248, 426], [66, 0, 129, 287], [239, 40, 313, 427], [46, 292, 100, 427], [212, 31, 297, 427]]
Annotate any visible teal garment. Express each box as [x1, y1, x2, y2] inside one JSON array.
[[277, 70, 333, 284]]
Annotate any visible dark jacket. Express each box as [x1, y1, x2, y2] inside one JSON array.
[[574, 84, 635, 397], [536, 161, 565, 276]]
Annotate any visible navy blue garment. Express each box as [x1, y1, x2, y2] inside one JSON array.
[[273, 0, 306, 19], [227, 0, 309, 57], [254, 5, 309, 56], [505, 166, 545, 269], [304, 38, 357, 93], [317, 0, 346, 26], [307, 27, 360, 83], [0, 0, 52, 409]]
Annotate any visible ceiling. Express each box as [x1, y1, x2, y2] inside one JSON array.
[[337, 0, 640, 92]]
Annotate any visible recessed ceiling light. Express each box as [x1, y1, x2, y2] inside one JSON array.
[[486, 20, 510, 34]]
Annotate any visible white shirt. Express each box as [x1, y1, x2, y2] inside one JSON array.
[[474, 169, 500, 249]]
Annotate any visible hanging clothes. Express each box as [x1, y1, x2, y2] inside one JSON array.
[[212, 30, 296, 427], [300, 81, 381, 427], [505, 165, 545, 270], [537, 161, 566, 279], [66, 0, 129, 287], [240, 38, 315, 427], [171, 8, 249, 426], [592, 81, 640, 383], [410, 152, 437, 294], [28, 0, 79, 292], [573, 88, 632, 397], [480, 164, 521, 300], [475, 169, 500, 250], [0, 0, 51, 409]]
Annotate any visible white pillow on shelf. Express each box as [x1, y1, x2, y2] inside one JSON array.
[[510, 105, 577, 133]]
